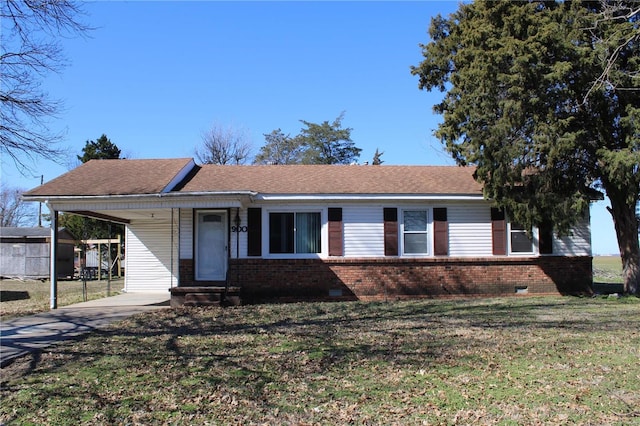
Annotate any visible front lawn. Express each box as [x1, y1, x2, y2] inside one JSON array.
[[2, 296, 639, 425]]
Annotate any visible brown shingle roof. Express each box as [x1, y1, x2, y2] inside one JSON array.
[[179, 164, 482, 195], [24, 159, 483, 198], [24, 158, 194, 197]]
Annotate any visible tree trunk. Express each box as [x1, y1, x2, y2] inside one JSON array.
[[606, 192, 640, 295]]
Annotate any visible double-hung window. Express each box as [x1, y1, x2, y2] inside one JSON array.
[[269, 212, 321, 254], [509, 223, 534, 254], [402, 210, 429, 255]]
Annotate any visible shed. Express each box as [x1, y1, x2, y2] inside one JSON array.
[[0, 227, 76, 279]]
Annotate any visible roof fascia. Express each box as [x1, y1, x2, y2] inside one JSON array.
[[255, 194, 486, 202], [23, 191, 257, 203], [71, 211, 131, 224]]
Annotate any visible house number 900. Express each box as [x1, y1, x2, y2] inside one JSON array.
[[231, 226, 248, 233]]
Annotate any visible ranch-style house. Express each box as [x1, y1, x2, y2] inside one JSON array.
[[23, 158, 595, 307]]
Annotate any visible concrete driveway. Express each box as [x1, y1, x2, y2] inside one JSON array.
[[0, 292, 170, 367]]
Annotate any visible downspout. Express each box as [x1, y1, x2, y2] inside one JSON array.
[[170, 208, 175, 289], [176, 208, 180, 288], [48, 205, 59, 309]]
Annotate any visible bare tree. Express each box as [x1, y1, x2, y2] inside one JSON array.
[[0, 185, 36, 227], [1, 0, 89, 172], [195, 123, 252, 165]]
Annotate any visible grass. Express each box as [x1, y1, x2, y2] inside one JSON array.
[[593, 256, 623, 284], [0, 278, 124, 319], [2, 296, 639, 425]]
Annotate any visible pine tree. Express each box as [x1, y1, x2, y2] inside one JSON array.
[[411, 1, 639, 294]]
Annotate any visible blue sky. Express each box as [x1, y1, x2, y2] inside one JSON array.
[[2, 1, 619, 255]]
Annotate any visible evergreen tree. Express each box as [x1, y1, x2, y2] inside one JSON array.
[[372, 148, 384, 165], [411, 1, 639, 294], [298, 112, 361, 165], [63, 134, 123, 255], [78, 134, 121, 163], [254, 129, 304, 165]]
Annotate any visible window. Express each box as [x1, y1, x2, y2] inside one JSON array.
[[269, 212, 321, 254], [403, 210, 429, 254], [509, 223, 534, 253]]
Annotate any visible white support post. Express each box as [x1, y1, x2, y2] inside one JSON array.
[[50, 208, 59, 309]]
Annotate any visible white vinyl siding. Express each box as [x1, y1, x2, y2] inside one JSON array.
[[448, 204, 493, 257], [553, 215, 592, 256], [179, 208, 193, 259], [343, 206, 385, 257], [178, 203, 591, 263], [125, 218, 178, 292]]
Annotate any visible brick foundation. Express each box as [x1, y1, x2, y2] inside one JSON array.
[[179, 259, 195, 286], [219, 256, 593, 303]]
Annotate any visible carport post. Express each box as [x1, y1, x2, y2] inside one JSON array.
[[49, 208, 59, 309]]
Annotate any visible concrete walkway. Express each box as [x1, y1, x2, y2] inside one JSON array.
[[0, 292, 170, 368]]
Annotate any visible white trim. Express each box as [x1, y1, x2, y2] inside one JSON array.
[[44, 197, 245, 213], [400, 208, 431, 256], [256, 194, 484, 202], [24, 191, 256, 204], [194, 210, 228, 281], [262, 207, 327, 259], [507, 223, 538, 256]]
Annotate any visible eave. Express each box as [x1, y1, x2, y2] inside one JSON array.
[[255, 193, 486, 202]]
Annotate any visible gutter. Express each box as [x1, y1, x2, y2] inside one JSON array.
[[254, 193, 486, 202], [22, 191, 259, 203]]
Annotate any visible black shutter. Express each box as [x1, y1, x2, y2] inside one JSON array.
[[539, 220, 554, 255], [247, 208, 262, 257]]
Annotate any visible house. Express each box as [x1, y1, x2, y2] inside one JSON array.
[[0, 227, 76, 280], [23, 158, 594, 306]]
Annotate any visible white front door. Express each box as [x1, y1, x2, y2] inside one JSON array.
[[195, 210, 227, 281]]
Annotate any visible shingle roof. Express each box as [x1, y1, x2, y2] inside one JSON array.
[[179, 164, 482, 195], [0, 227, 75, 239], [23, 159, 483, 198], [24, 158, 194, 197], [0, 227, 50, 238]]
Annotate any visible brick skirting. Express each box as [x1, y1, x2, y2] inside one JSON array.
[[219, 256, 593, 303]]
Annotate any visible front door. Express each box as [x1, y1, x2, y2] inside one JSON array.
[[195, 210, 227, 281]]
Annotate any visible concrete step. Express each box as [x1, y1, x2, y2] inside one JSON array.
[[184, 292, 221, 305], [170, 286, 242, 307]]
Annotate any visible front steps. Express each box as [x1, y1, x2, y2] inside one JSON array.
[[169, 286, 241, 307]]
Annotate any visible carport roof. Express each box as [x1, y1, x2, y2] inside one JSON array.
[[24, 158, 195, 197]]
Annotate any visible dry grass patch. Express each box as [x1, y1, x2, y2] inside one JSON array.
[[2, 296, 639, 425], [0, 279, 124, 319]]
